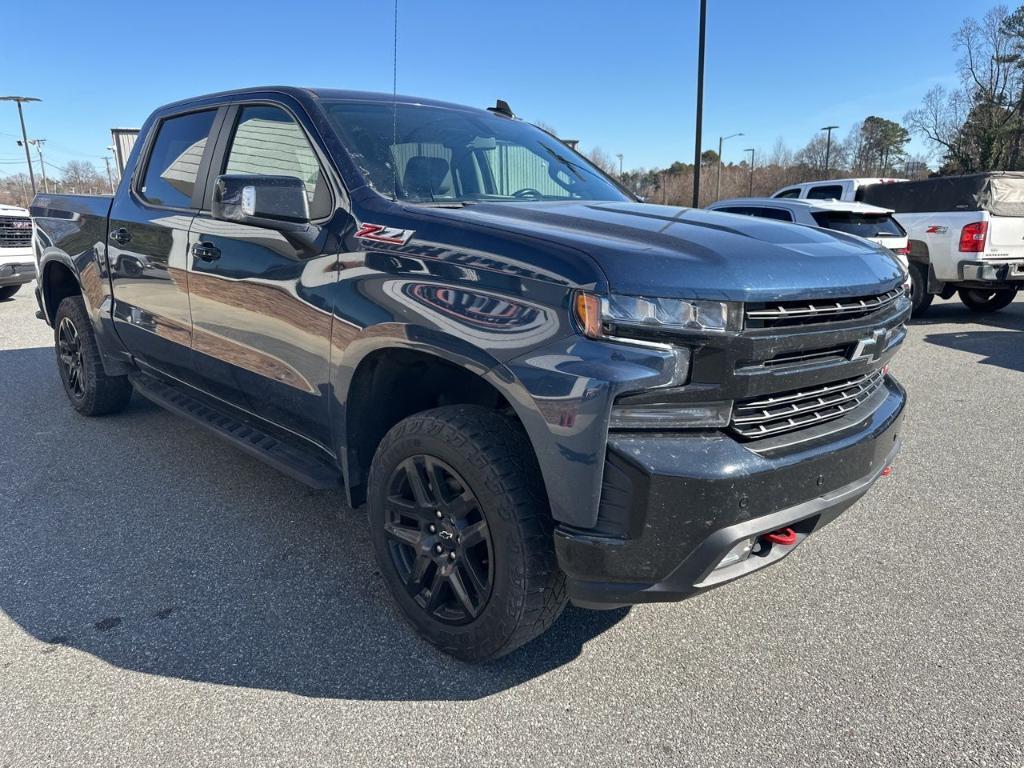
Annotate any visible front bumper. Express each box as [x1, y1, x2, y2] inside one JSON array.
[[556, 376, 905, 608], [959, 259, 1024, 284]]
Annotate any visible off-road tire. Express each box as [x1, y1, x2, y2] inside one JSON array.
[[367, 405, 567, 661], [54, 296, 133, 416], [909, 262, 933, 317], [0, 285, 21, 300], [957, 287, 1018, 313]]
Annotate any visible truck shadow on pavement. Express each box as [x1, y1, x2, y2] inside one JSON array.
[[0, 346, 628, 701], [916, 301, 1024, 374]]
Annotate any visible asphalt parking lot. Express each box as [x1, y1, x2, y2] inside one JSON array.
[[1, 284, 1022, 768]]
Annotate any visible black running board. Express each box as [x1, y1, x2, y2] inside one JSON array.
[[129, 372, 343, 490]]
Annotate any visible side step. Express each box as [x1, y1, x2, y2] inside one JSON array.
[[129, 372, 343, 490]]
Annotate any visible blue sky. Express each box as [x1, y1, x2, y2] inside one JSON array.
[[0, 0, 996, 177]]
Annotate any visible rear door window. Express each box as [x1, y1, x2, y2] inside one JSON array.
[[773, 188, 801, 198], [715, 206, 793, 222], [806, 184, 844, 200], [747, 207, 794, 222], [811, 212, 905, 237], [139, 110, 218, 208]]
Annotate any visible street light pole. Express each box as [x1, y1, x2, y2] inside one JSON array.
[[744, 147, 755, 195], [616, 153, 623, 177], [1, 96, 41, 194], [821, 125, 838, 178], [716, 132, 743, 202], [691, 0, 707, 208]]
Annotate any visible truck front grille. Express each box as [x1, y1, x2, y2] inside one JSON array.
[[745, 287, 904, 328], [0, 216, 32, 248], [731, 369, 886, 440]]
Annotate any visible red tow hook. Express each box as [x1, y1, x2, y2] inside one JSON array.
[[763, 527, 797, 546]]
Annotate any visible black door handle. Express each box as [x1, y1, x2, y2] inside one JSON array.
[[109, 227, 132, 245], [191, 241, 221, 262]]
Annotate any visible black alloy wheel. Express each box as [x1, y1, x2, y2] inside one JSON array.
[[57, 316, 86, 399], [383, 454, 494, 624]]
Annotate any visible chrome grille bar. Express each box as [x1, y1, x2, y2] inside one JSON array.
[[731, 369, 886, 439], [746, 287, 904, 324]]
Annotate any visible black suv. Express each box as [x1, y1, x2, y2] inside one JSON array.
[[31, 87, 908, 660]]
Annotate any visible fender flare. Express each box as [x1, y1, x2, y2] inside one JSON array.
[[331, 322, 542, 498]]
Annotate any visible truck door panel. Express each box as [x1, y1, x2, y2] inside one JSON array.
[[187, 103, 337, 447], [108, 108, 221, 381]]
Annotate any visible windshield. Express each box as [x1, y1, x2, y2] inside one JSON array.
[[811, 211, 905, 238], [322, 101, 629, 204]]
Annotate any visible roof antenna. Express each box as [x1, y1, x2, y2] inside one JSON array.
[[391, 0, 399, 199], [488, 99, 515, 118]]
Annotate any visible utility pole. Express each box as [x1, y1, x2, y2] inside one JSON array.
[[1, 96, 41, 194], [744, 147, 755, 195], [107, 145, 120, 187], [821, 125, 838, 178], [716, 132, 743, 202], [28, 139, 48, 193], [616, 153, 623, 178], [691, 0, 706, 208], [103, 154, 115, 193]]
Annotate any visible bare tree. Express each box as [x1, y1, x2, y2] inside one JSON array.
[[585, 147, 618, 175], [906, 4, 1024, 172]]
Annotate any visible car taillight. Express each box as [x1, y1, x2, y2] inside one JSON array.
[[959, 221, 988, 253], [894, 246, 910, 255]]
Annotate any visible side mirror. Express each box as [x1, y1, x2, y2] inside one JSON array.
[[212, 174, 310, 229]]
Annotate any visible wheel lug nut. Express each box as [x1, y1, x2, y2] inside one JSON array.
[[435, 510, 443, 519], [448, 552, 456, 561], [434, 544, 443, 554], [428, 524, 436, 533]]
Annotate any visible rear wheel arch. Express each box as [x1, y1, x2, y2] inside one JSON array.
[[41, 260, 81, 325], [907, 239, 930, 266]]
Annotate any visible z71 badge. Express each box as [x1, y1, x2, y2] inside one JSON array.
[[355, 223, 415, 245]]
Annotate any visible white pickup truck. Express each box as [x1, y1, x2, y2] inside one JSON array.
[[0, 203, 36, 300], [773, 174, 1024, 316]]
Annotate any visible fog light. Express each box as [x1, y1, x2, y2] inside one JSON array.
[[715, 537, 755, 570]]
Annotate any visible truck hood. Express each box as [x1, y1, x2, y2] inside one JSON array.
[[427, 201, 905, 302]]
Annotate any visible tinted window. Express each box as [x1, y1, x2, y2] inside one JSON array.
[[139, 110, 217, 208], [806, 184, 844, 200], [811, 212, 905, 237], [714, 206, 793, 222], [774, 188, 801, 198], [322, 101, 628, 204], [225, 105, 332, 219]]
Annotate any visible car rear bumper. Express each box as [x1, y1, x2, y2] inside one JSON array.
[[555, 376, 906, 609], [959, 259, 1024, 284]]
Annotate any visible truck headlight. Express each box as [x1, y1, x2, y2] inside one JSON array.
[[574, 291, 742, 339]]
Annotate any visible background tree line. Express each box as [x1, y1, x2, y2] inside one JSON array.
[[584, 116, 923, 208], [0, 159, 112, 207]]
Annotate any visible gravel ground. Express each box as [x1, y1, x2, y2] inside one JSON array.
[[1, 284, 1022, 767]]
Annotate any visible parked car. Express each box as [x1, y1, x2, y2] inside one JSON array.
[[0, 203, 36, 299], [772, 174, 1024, 315], [31, 87, 908, 660], [772, 177, 907, 202], [706, 197, 910, 269]]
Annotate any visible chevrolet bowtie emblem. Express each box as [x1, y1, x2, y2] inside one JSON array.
[[850, 328, 890, 362]]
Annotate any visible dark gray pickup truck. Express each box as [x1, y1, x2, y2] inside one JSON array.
[[31, 87, 908, 660]]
